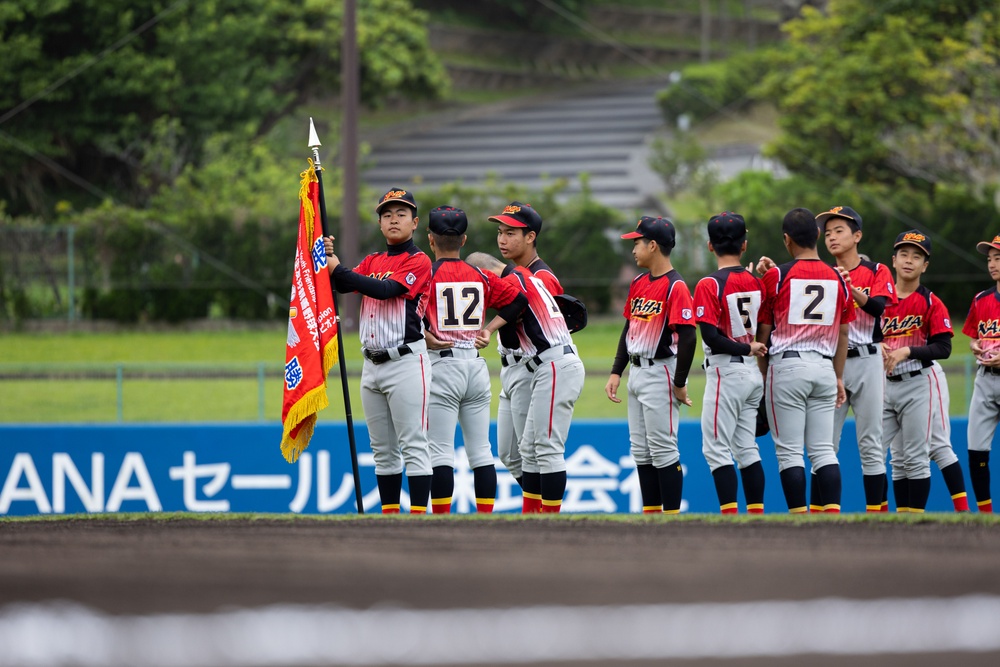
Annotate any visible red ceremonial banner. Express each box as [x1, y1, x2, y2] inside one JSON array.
[[280, 160, 338, 463]]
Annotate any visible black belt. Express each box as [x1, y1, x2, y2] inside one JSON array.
[[981, 366, 1000, 376], [363, 345, 412, 365], [435, 349, 478, 358], [780, 350, 832, 360], [704, 355, 744, 367], [847, 344, 878, 358], [526, 345, 575, 373], [630, 353, 673, 368], [500, 354, 523, 368], [887, 362, 932, 382]]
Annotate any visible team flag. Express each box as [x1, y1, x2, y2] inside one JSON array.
[[280, 160, 339, 463]]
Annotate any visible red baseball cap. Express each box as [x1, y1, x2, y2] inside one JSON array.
[[977, 234, 1000, 255]]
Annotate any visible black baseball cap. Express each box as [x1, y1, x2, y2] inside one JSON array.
[[707, 211, 746, 244], [489, 201, 543, 234], [621, 216, 676, 249], [428, 206, 468, 235], [376, 188, 417, 215], [977, 234, 1000, 255], [816, 206, 863, 231], [894, 230, 932, 256]]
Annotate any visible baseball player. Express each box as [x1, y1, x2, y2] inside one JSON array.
[[421, 206, 527, 514], [755, 208, 853, 514], [489, 202, 563, 508], [693, 212, 767, 514], [468, 251, 585, 513], [881, 230, 953, 513], [961, 233, 1000, 513], [324, 188, 433, 514], [605, 216, 696, 515], [923, 361, 971, 511], [817, 206, 897, 512]]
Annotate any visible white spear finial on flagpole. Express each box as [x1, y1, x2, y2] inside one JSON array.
[[308, 117, 322, 168]]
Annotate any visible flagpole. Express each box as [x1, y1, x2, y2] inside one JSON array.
[[309, 118, 365, 515]]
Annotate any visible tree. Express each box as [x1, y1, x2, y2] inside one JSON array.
[[754, 0, 997, 189], [0, 0, 449, 214]]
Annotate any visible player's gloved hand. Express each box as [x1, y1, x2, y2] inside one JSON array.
[[474, 329, 491, 349], [835, 378, 846, 409], [604, 374, 622, 403], [673, 384, 693, 407], [749, 341, 767, 358]]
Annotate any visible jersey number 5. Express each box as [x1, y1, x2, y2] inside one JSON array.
[[436, 283, 484, 330], [788, 279, 838, 326]]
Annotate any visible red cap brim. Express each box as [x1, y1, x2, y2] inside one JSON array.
[[977, 241, 1000, 255], [489, 215, 528, 228], [620, 231, 644, 239]]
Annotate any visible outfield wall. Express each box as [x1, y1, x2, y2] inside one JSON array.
[[0, 420, 982, 516]]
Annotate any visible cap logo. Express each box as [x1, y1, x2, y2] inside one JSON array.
[[502, 205, 522, 215], [902, 232, 926, 243], [828, 206, 843, 215], [382, 190, 407, 202], [993, 235, 1000, 244]]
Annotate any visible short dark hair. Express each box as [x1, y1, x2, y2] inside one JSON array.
[[430, 231, 464, 252], [782, 208, 819, 249], [712, 237, 744, 257]]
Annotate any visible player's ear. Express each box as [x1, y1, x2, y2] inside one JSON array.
[[525, 230, 537, 245], [706, 240, 714, 253], [460, 234, 468, 248], [740, 239, 748, 254]]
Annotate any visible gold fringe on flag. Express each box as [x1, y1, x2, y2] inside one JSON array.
[[279, 160, 340, 464]]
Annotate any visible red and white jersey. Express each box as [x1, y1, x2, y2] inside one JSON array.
[[760, 258, 854, 358], [623, 269, 694, 359], [882, 285, 953, 376], [962, 286, 1000, 361], [845, 259, 897, 347], [694, 266, 763, 356], [507, 265, 572, 357], [498, 259, 562, 356], [425, 258, 520, 349], [354, 244, 432, 351]]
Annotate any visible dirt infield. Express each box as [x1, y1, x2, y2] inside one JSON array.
[[2, 515, 1000, 666]]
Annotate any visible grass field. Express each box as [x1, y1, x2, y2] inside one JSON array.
[[0, 320, 979, 423]]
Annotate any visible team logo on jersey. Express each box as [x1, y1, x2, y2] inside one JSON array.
[[696, 306, 705, 318], [405, 272, 417, 285], [979, 319, 1000, 337], [629, 297, 663, 321], [944, 318, 951, 329], [882, 314, 923, 335], [887, 281, 894, 293], [681, 308, 692, 320], [368, 271, 393, 280]]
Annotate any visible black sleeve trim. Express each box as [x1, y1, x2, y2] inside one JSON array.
[[672, 324, 697, 387], [611, 322, 630, 376], [698, 322, 752, 356], [860, 295, 886, 317], [496, 293, 528, 324], [332, 265, 408, 299], [908, 332, 953, 361]]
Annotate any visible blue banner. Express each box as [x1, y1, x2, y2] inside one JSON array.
[[0, 420, 981, 515]]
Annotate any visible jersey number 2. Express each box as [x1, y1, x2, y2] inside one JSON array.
[[788, 279, 838, 326]]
